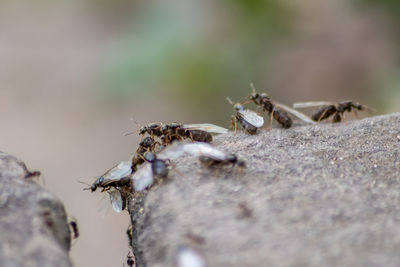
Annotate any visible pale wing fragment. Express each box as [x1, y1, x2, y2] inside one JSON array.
[[182, 123, 228, 134], [238, 109, 264, 128], [293, 101, 335, 109], [275, 103, 316, 124], [132, 163, 153, 191], [101, 161, 132, 180], [108, 188, 123, 213], [182, 143, 227, 160], [176, 247, 206, 267]]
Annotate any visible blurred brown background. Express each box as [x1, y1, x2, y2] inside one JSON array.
[[1, 0, 399, 266]]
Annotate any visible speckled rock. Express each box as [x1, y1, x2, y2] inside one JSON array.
[[0, 152, 72, 267], [129, 113, 400, 267]]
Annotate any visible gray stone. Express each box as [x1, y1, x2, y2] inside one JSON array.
[[128, 113, 400, 267], [0, 152, 72, 267]]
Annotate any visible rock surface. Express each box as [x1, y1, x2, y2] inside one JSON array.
[[0, 152, 72, 267], [129, 113, 400, 267]]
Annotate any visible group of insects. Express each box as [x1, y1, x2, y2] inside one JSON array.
[[81, 84, 371, 214], [227, 83, 371, 134], [77, 84, 370, 266]]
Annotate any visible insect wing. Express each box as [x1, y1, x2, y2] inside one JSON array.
[[132, 163, 154, 191], [238, 109, 264, 128], [182, 143, 227, 160], [293, 101, 335, 109], [102, 161, 132, 180], [182, 123, 228, 134], [275, 103, 316, 124], [108, 188, 124, 213], [157, 142, 187, 161]]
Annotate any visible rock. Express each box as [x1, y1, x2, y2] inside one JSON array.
[[0, 152, 72, 267], [128, 113, 400, 267]]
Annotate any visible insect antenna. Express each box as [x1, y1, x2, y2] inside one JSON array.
[[123, 117, 142, 136], [226, 97, 234, 105], [77, 180, 91, 191]]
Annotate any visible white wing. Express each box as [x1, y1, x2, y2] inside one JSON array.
[[157, 142, 228, 161], [182, 123, 228, 134], [132, 163, 154, 191], [238, 109, 264, 128], [101, 161, 132, 180], [275, 103, 316, 124], [108, 188, 123, 213], [182, 143, 227, 160], [293, 101, 335, 108]]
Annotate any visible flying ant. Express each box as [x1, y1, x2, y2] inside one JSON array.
[[68, 217, 79, 240], [79, 160, 133, 193], [226, 97, 264, 134], [132, 151, 169, 191], [293, 100, 371, 123], [126, 252, 135, 267], [198, 153, 246, 170], [245, 84, 315, 128], [126, 120, 227, 145], [132, 136, 160, 171]]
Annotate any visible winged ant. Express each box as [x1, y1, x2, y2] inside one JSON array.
[[293, 100, 372, 123], [226, 97, 264, 134]]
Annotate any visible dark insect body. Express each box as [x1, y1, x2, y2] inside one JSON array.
[[199, 153, 246, 169], [247, 87, 292, 128], [126, 252, 135, 267], [69, 219, 79, 239], [144, 152, 168, 178], [294, 101, 368, 123], [132, 136, 159, 171]]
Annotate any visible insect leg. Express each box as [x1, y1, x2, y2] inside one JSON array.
[[268, 109, 274, 130], [317, 108, 331, 123]]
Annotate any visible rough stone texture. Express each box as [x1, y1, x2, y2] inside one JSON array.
[[0, 152, 72, 267], [129, 113, 400, 267]]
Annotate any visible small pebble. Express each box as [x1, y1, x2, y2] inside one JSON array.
[[397, 135, 400, 141]]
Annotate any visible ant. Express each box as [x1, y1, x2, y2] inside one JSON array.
[[198, 153, 246, 170], [68, 217, 79, 240], [226, 97, 264, 134], [245, 84, 315, 128], [132, 136, 160, 171], [293, 100, 371, 123], [126, 252, 135, 267]]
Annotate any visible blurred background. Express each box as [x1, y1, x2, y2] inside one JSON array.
[[1, 0, 399, 266]]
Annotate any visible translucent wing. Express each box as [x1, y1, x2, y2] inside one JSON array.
[[101, 161, 132, 180], [181, 143, 227, 160], [176, 247, 206, 267], [108, 188, 123, 213], [157, 142, 227, 161], [293, 101, 335, 109], [275, 103, 316, 124], [181, 123, 228, 134], [132, 163, 154, 191], [157, 142, 187, 161], [238, 109, 264, 128]]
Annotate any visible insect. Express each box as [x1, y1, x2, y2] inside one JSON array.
[[293, 101, 371, 123], [131, 151, 169, 191], [132, 136, 160, 171], [226, 97, 264, 134], [132, 142, 246, 191], [68, 217, 79, 239], [198, 153, 246, 169], [126, 121, 228, 145], [246, 84, 315, 128], [80, 160, 133, 192], [172, 123, 228, 144], [126, 252, 135, 267]]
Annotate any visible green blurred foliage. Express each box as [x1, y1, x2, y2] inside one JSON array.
[[98, 0, 291, 118]]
